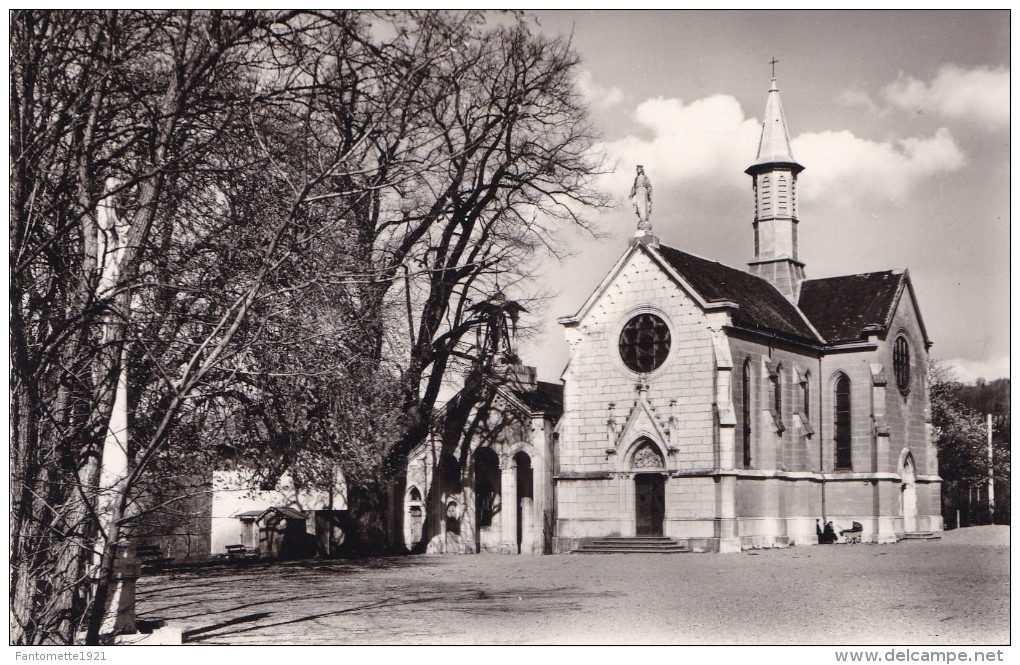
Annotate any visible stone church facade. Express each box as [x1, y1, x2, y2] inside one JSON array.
[[402, 76, 942, 555]]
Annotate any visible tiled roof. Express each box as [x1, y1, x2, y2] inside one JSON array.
[[268, 506, 307, 521], [654, 245, 819, 343], [798, 271, 905, 344]]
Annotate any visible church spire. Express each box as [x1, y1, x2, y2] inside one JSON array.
[[749, 76, 801, 170], [746, 71, 805, 301]]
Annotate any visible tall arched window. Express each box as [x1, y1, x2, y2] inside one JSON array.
[[742, 358, 753, 467], [894, 335, 911, 395], [803, 371, 811, 421], [774, 363, 783, 420], [760, 176, 772, 217], [834, 374, 852, 470]]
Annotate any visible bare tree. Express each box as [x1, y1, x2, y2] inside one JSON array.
[[192, 11, 609, 549], [9, 9, 333, 643], [10, 10, 606, 643], [315, 14, 609, 544]]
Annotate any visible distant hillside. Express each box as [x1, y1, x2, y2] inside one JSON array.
[[954, 377, 1011, 418], [957, 378, 1010, 432]]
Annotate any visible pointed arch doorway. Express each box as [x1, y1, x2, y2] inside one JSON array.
[[632, 439, 666, 536]]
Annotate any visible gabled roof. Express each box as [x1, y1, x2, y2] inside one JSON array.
[[559, 239, 928, 353], [235, 506, 307, 522], [798, 270, 913, 344], [432, 371, 563, 430], [654, 245, 821, 343]]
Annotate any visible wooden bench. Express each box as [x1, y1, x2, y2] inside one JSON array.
[[225, 544, 260, 561], [135, 544, 173, 573]]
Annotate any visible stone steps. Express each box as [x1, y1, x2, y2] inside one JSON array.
[[573, 537, 690, 554], [901, 531, 941, 540]]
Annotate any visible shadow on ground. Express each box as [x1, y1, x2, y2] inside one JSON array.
[[137, 556, 602, 644], [134, 528, 1010, 646]]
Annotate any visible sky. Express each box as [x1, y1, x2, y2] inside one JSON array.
[[509, 10, 1010, 384]]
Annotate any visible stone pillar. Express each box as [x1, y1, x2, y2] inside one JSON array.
[[459, 486, 476, 553], [519, 497, 535, 555], [870, 364, 897, 543], [96, 349, 130, 570], [715, 363, 740, 551], [436, 484, 447, 546], [615, 472, 628, 537], [529, 416, 550, 555], [501, 462, 518, 554], [95, 178, 131, 567], [717, 473, 740, 552], [100, 540, 141, 636], [716, 413, 741, 552]]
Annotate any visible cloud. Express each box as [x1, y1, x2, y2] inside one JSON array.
[[600, 94, 760, 196], [883, 64, 1009, 129], [836, 88, 882, 114], [575, 69, 626, 110], [599, 93, 965, 209], [792, 128, 965, 206], [941, 356, 1011, 383]]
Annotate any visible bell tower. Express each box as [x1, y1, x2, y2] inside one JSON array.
[[746, 70, 805, 301]]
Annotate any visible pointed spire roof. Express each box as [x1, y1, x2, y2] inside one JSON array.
[[746, 77, 804, 174]]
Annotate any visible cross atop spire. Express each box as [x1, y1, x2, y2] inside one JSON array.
[[769, 56, 779, 79], [747, 72, 802, 171]]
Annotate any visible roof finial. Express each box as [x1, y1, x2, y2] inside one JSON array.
[[769, 56, 779, 80]]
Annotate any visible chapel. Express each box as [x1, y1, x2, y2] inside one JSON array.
[[400, 75, 943, 555]]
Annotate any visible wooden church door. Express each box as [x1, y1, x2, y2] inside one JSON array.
[[635, 474, 665, 536]]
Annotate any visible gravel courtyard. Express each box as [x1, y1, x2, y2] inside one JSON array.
[[135, 525, 1009, 645]]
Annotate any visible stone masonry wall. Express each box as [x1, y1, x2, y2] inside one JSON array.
[[557, 248, 718, 541], [728, 337, 820, 474], [880, 289, 936, 476]]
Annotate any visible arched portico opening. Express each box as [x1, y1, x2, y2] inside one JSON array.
[[473, 447, 501, 552], [404, 486, 425, 551], [438, 452, 462, 535]]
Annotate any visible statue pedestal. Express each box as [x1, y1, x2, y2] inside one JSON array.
[[629, 230, 659, 248]]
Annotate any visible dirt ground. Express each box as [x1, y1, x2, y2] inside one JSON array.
[[135, 525, 1009, 645]]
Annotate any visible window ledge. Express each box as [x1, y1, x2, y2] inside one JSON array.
[[794, 412, 814, 436], [771, 410, 785, 434]]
